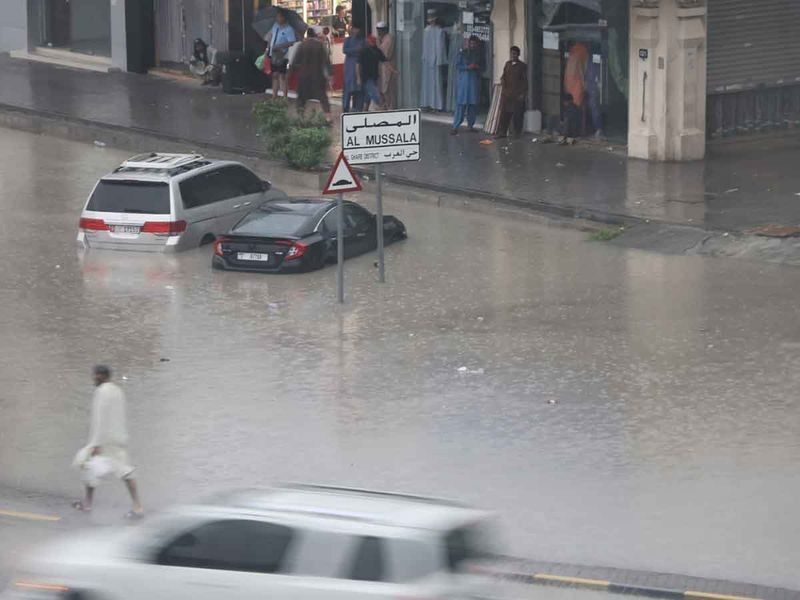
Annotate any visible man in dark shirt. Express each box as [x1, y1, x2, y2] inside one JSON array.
[[333, 5, 349, 38], [357, 35, 386, 111]]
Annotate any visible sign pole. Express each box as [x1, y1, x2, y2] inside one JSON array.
[[336, 192, 344, 304], [375, 164, 385, 283]]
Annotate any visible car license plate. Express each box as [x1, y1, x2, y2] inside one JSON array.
[[112, 225, 140, 234], [237, 252, 270, 262]]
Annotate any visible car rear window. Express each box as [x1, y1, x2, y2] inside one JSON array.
[[87, 180, 170, 214], [232, 210, 311, 237]]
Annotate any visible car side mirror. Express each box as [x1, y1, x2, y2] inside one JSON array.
[[261, 180, 272, 192]]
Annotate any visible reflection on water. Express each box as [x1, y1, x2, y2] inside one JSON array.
[[1, 129, 800, 587]]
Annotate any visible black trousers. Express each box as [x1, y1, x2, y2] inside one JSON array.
[[498, 107, 525, 136]]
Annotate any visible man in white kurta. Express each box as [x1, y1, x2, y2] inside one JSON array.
[[73, 365, 143, 518], [420, 12, 446, 110]]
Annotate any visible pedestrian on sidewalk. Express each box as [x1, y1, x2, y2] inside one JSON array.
[[343, 25, 365, 112], [377, 22, 398, 109], [495, 46, 527, 138], [292, 29, 332, 119], [268, 8, 297, 99], [451, 36, 484, 135], [358, 35, 386, 111], [72, 365, 143, 519]]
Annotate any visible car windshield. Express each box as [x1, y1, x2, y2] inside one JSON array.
[[232, 209, 311, 237], [87, 180, 171, 214]]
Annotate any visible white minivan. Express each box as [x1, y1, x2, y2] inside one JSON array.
[[77, 153, 286, 252]]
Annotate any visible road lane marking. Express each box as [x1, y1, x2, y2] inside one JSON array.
[[686, 592, 761, 600], [0, 508, 61, 522], [534, 574, 611, 587]]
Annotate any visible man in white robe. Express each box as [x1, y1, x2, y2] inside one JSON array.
[[72, 365, 143, 518], [420, 10, 446, 110]]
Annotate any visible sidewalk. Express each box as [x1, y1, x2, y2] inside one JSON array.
[[2, 52, 800, 232]]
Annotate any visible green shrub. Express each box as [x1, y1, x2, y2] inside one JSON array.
[[252, 100, 331, 170], [253, 98, 290, 137], [589, 227, 625, 241], [286, 126, 331, 170]]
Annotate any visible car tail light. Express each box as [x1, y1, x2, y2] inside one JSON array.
[[213, 238, 226, 257], [285, 241, 308, 261], [79, 217, 108, 231], [141, 220, 187, 235]]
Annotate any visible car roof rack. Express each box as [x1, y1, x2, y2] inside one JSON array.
[[120, 152, 205, 170], [280, 483, 468, 508]]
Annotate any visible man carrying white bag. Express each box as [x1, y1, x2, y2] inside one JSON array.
[[72, 365, 144, 519]]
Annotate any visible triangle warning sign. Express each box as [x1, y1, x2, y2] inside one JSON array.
[[323, 152, 362, 195]]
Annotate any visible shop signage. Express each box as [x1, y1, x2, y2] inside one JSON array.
[[341, 109, 421, 165]]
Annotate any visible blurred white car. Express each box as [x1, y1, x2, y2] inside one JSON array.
[[5, 485, 499, 600]]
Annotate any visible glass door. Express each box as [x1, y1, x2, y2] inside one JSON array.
[[29, 0, 111, 57]]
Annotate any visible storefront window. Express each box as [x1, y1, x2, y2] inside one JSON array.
[[279, 0, 338, 27], [28, 0, 111, 57], [539, 0, 629, 138], [395, 0, 493, 113]]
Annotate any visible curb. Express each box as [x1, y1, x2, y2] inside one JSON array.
[[479, 560, 800, 600], [493, 571, 763, 600], [0, 102, 647, 230]]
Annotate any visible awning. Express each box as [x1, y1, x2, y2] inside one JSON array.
[[541, 0, 602, 29]]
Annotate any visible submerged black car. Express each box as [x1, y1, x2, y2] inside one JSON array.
[[212, 198, 407, 273]]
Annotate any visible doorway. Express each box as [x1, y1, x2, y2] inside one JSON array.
[[28, 0, 112, 57]]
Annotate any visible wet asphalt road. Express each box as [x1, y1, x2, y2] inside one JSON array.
[[1, 128, 800, 588]]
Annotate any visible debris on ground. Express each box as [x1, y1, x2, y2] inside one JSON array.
[[725, 188, 739, 194], [746, 224, 800, 238], [456, 366, 485, 374], [93, 140, 106, 147]]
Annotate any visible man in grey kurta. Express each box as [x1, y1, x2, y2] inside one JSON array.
[[420, 11, 446, 110]]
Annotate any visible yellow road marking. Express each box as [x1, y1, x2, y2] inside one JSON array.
[[534, 574, 611, 587], [0, 509, 61, 522], [686, 592, 761, 600]]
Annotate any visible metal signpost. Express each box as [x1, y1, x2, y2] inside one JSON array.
[[322, 152, 362, 303], [341, 109, 421, 283]]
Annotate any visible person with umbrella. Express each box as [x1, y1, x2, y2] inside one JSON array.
[[268, 8, 297, 99]]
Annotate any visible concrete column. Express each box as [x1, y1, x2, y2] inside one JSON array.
[[628, 0, 707, 161], [491, 0, 525, 79], [110, 0, 127, 71], [0, 0, 28, 52]]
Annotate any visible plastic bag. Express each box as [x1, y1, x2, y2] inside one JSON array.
[[287, 41, 301, 67], [81, 455, 114, 487], [255, 52, 272, 75]]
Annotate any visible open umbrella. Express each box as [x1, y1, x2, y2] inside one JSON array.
[[252, 6, 307, 43]]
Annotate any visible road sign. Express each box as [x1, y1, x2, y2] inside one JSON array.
[[342, 109, 421, 165], [323, 152, 362, 195]]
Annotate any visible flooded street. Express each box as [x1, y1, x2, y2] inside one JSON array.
[[1, 128, 800, 587]]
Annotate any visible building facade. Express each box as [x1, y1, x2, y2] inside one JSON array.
[[1, 0, 799, 161]]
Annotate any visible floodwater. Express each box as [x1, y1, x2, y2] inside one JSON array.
[[1, 128, 800, 587]]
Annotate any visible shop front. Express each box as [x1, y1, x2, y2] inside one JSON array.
[[707, 0, 800, 139], [538, 0, 628, 139], [394, 0, 494, 115], [27, 0, 111, 58]]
